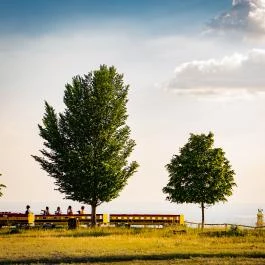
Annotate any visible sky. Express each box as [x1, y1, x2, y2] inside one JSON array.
[[0, 0, 264, 225]]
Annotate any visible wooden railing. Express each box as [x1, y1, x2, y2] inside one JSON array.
[[185, 221, 265, 229]]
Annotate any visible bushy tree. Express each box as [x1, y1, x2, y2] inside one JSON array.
[[0, 173, 6, 198], [163, 132, 236, 229], [33, 65, 138, 225]]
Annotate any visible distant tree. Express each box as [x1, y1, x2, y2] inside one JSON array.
[[163, 132, 236, 229], [0, 173, 6, 198], [33, 65, 139, 226]]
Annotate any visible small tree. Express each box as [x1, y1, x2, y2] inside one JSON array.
[[33, 65, 139, 226], [163, 132, 236, 229], [0, 174, 6, 198]]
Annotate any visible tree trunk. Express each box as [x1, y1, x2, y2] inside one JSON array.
[[201, 202, 205, 230], [91, 204, 97, 227]]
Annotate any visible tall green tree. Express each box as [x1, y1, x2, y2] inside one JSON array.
[[33, 65, 139, 226], [0, 173, 6, 198], [163, 132, 236, 229]]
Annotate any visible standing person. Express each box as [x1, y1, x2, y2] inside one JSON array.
[[67, 205, 73, 215], [55, 206, 62, 215], [79, 206, 85, 214], [42, 206, 50, 215], [25, 205, 31, 214]]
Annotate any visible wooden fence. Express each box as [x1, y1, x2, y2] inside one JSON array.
[[185, 221, 265, 229]]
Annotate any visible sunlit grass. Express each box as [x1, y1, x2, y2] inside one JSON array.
[[0, 227, 264, 264]]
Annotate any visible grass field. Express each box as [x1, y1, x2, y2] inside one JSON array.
[[0, 226, 264, 264]]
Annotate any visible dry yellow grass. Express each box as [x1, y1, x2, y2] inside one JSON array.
[[0, 227, 264, 264]]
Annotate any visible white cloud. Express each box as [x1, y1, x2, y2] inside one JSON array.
[[166, 49, 265, 95], [207, 0, 265, 39], [248, 0, 265, 33]]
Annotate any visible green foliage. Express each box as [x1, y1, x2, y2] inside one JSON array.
[[202, 227, 246, 238], [163, 132, 236, 227], [227, 225, 244, 236], [33, 65, 138, 223], [0, 173, 6, 198]]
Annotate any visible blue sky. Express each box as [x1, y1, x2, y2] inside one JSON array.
[[0, 0, 264, 224], [0, 0, 231, 35]]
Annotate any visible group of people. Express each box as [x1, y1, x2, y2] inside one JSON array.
[[25, 205, 86, 215]]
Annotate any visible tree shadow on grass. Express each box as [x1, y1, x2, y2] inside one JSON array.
[[1, 253, 265, 264]]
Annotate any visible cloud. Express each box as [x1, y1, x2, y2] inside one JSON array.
[[207, 0, 265, 39], [166, 49, 265, 96]]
